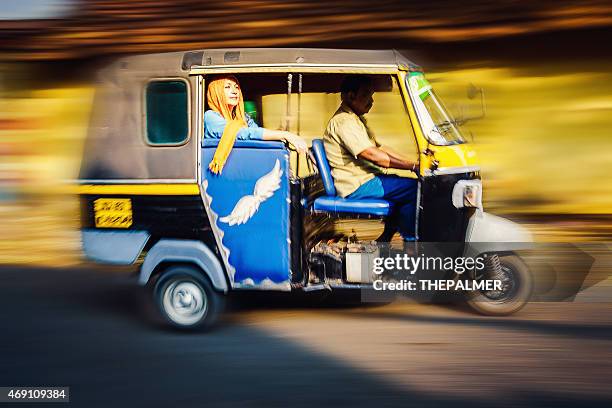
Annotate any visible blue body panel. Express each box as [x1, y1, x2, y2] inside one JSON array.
[[202, 140, 291, 289]]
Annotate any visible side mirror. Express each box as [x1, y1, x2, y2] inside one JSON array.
[[457, 83, 486, 125], [467, 83, 480, 100]]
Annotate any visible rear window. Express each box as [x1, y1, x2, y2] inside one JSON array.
[[145, 80, 189, 145]]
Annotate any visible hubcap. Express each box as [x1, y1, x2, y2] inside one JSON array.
[[479, 265, 517, 301], [162, 280, 208, 326]]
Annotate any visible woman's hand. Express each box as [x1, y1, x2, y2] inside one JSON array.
[[261, 129, 308, 153], [283, 132, 308, 154]]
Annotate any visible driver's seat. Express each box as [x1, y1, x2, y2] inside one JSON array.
[[311, 139, 390, 217]]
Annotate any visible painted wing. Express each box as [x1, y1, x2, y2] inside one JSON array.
[[219, 195, 261, 226], [253, 159, 282, 200], [219, 160, 283, 226]]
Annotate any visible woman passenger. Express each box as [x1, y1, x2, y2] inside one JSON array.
[[204, 75, 307, 174]]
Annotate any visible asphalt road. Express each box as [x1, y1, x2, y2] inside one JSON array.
[[1, 266, 611, 408]]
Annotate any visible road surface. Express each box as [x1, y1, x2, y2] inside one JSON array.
[[0, 266, 611, 407]]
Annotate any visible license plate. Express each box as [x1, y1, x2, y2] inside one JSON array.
[[94, 198, 133, 228]]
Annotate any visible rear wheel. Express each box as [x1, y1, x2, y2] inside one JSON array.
[[154, 265, 225, 331], [466, 254, 532, 316]]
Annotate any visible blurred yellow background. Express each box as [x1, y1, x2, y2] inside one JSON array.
[[2, 61, 612, 265], [429, 65, 612, 215]]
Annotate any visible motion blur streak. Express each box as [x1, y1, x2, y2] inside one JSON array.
[[0, 87, 93, 265], [1, 1, 611, 59], [429, 66, 612, 216]]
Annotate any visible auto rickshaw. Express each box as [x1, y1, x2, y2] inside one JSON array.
[[78, 48, 533, 330]]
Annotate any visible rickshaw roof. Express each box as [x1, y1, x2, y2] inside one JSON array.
[[110, 48, 421, 74]]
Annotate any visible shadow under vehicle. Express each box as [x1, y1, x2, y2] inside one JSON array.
[[78, 48, 533, 330]]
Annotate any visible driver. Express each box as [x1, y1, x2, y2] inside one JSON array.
[[323, 75, 419, 242]]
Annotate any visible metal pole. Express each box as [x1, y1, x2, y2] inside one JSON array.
[[297, 73, 302, 136], [286, 73, 293, 131]]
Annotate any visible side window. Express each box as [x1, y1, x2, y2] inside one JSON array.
[[145, 80, 189, 145]]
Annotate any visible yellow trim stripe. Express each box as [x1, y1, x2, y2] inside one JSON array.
[[78, 184, 200, 195]]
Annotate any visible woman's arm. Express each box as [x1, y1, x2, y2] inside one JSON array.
[[203, 110, 226, 139], [205, 110, 263, 140], [205, 110, 307, 151], [246, 113, 307, 151], [261, 129, 308, 153]]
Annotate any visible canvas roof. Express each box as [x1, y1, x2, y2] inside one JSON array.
[[113, 48, 420, 73]]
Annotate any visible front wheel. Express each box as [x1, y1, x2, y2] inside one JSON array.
[[465, 254, 533, 316], [154, 265, 225, 331]]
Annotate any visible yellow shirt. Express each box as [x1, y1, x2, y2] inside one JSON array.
[[323, 103, 383, 197]]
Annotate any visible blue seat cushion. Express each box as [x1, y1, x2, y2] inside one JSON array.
[[313, 196, 390, 216]]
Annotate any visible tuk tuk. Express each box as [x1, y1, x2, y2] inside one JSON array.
[[78, 48, 533, 330]]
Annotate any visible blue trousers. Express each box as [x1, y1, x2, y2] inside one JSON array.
[[348, 175, 418, 241]]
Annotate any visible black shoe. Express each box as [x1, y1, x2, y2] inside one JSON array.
[[376, 223, 397, 242]]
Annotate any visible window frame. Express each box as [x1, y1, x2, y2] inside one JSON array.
[[404, 73, 465, 147], [142, 77, 192, 147]]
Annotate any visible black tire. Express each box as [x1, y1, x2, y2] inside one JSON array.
[[466, 254, 533, 316], [153, 265, 225, 331]]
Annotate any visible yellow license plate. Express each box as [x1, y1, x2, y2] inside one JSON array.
[[94, 198, 133, 228]]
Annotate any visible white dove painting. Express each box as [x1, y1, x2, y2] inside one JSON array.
[[219, 159, 283, 226]]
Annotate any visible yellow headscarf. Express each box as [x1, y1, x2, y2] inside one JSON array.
[[207, 75, 247, 174]]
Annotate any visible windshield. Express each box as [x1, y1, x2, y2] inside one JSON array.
[[407, 72, 465, 145]]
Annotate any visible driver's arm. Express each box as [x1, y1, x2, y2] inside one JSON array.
[[358, 146, 418, 171], [379, 146, 411, 162]]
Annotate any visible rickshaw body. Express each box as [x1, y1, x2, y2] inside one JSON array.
[[78, 48, 532, 329]]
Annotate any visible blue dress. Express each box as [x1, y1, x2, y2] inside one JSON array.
[[204, 110, 264, 140]]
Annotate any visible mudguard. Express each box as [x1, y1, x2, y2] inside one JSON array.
[[465, 210, 534, 255], [139, 239, 228, 293]]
